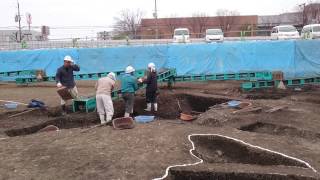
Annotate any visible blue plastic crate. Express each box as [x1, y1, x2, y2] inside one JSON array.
[[135, 116, 155, 123], [4, 103, 18, 109]]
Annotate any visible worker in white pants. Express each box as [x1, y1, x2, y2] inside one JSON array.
[[95, 72, 116, 125], [96, 94, 114, 124]]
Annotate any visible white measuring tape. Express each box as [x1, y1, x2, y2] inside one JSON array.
[[153, 133, 318, 180]]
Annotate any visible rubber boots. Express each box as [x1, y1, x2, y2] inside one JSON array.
[[124, 112, 130, 117], [106, 115, 113, 125], [99, 114, 106, 125], [61, 105, 67, 115], [154, 103, 158, 112], [144, 103, 152, 111]]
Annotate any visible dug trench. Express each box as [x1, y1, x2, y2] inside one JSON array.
[[242, 85, 320, 101], [241, 87, 315, 100], [239, 122, 320, 142], [1, 92, 230, 137], [167, 135, 319, 180]]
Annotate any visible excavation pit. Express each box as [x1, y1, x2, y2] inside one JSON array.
[[145, 93, 230, 119], [2, 92, 230, 137], [169, 164, 318, 180], [3, 111, 98, 137], [239, 122, 320, 141], [190, 135, 308, 167], [177, 93, 229, 113], [166, 135, 318, 180]]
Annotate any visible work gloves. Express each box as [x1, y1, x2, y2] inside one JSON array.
[[57, 82, 62, 88]]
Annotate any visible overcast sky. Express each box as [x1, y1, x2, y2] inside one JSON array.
[[0, 0, 309, 39]]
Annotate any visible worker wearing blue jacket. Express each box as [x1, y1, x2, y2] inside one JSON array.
[[121, 66, 138, 117], [56, 55, 80, 114]]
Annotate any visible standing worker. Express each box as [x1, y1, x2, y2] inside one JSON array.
[[121, 66, 138, 117], [56, 55, 80, 114], [95, 72, 116, 125], [138, 62, 158, 112]]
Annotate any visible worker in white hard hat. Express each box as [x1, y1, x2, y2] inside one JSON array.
[[95, 72, 116, 125], [55, 55, 80, 114], [138, 62, 158, 112], [121, 66, 138, 117]]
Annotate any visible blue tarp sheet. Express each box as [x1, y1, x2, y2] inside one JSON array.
[[0, 40, 319, 80]]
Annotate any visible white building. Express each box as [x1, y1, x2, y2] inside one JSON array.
[[0, 30, 44, 42]]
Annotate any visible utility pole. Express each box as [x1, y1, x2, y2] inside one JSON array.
[[26, 13, 32, 41], [17, 0, 22, 42], [154, 0, 159, 39]]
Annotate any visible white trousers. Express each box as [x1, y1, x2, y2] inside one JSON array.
[[60, 86, 78, 105], [96, 94, 114, 122]]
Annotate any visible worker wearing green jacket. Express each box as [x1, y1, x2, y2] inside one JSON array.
[[121, 66, 138, 117]]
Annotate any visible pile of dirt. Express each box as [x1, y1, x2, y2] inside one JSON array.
[[196, 107, 234, 127]]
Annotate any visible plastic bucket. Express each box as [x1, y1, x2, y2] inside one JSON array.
[[180, 113, 196, 121], [113, 117, 135, 130]]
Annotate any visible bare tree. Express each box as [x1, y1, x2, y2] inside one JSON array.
[[191, 13, 210, 38], [304, 3, 320, 24], [296, 3, 309, 25], [216, 9, 240, 33], [295, 2, 320, 25], [113, 9, 145, 39], [187, 17, 199, 37], [164, 15, 180, 37]]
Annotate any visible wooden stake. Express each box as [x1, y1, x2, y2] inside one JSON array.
[[9, 109, 36, 118]]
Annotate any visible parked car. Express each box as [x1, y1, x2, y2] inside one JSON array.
[[271, 25, 300, 40], [173, 28, 190, 43], [301, 24, 320, 39], [205, 29, 224, 42]]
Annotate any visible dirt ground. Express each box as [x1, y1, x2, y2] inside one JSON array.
[[1, 81, 320, 180]]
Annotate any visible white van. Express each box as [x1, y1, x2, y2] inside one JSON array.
[[271, 25, 300, 40], [205, 29, 224, 42], [173, 28, 190, 43], [301, 24, 320, 39]]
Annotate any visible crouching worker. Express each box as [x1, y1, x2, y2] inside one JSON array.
[[56, 55, 80, 114], [95, 72, 116, 125], [121, 66, 138, 117], [138, 62, 158, 112]]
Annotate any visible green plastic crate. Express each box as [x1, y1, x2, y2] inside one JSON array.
[[72, 97, 96, 113]]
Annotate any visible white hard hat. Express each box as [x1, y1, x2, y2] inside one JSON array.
[[107, 72, 116, 81], [148, 62, 156, 69], [64, 55, 74, 63], [125, 66, 135, 74]]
